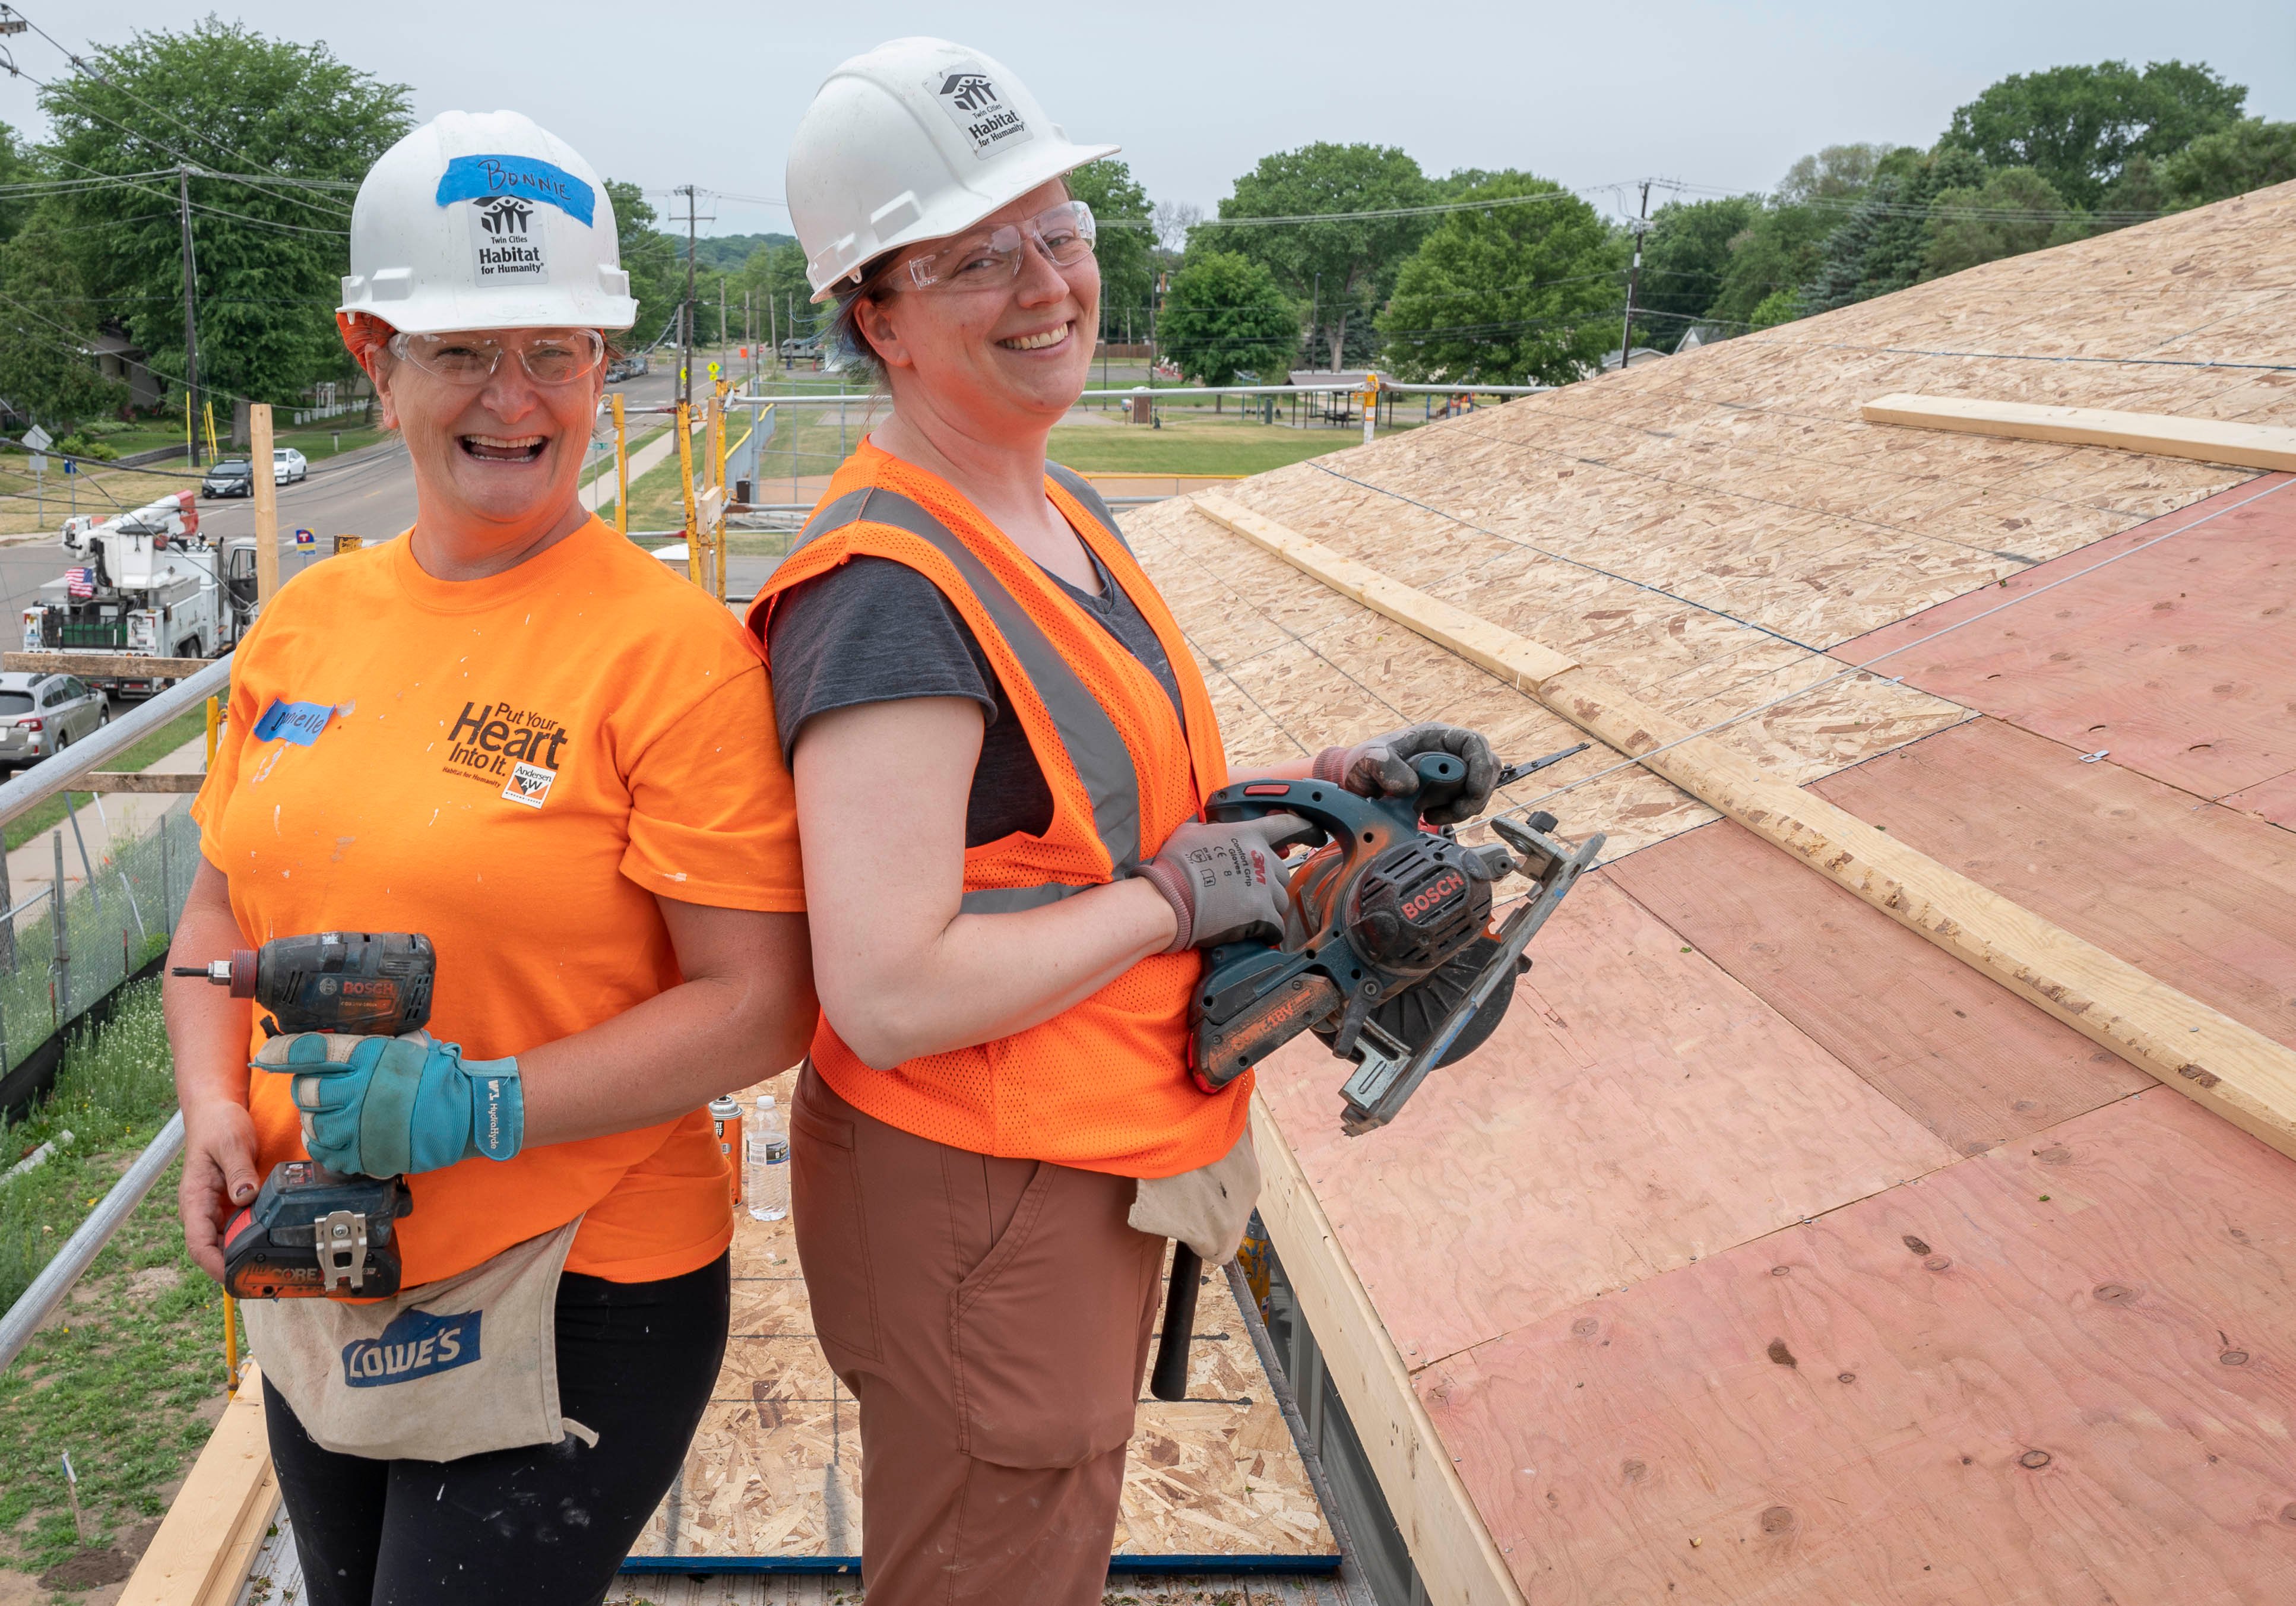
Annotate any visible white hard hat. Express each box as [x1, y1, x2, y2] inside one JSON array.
[[339, 110, 637, 334], [787, 37, 1117, 303]]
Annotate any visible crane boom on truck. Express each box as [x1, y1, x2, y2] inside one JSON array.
[[29, 491, 256, 694]]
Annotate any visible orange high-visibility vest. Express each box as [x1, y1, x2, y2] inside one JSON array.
[[747, 442, 1247, 1178]]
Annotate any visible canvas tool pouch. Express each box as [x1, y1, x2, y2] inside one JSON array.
[[1128, 1125, 1259, 1265], [240, 1217, 590, 1462]]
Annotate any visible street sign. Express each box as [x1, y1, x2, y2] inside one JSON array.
[[61, 459, 75, 476], [293, 528, 315, 550], [28, 454, 44, 474], [21, 425, 51, 452]]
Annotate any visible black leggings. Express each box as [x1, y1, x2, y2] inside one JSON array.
[[265, 1253, 729, 1606]]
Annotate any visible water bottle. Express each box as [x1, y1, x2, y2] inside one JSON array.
[[745, 1095, 790, 1222]]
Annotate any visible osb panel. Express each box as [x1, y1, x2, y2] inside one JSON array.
[[1418, 1089, 2296, 1605], [1117, 186, 2296, 804], [1253, 872, 1955, 1368], [1810, 719, 2296, 1052], [635, 1132, 1335, 1564], [1833, 473, 2296, 806], [1608, 818, 2152, 1156], [603, 1573, 1361, 1605]]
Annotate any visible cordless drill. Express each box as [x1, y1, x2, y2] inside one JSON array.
[[173, 932, 435, 1298]]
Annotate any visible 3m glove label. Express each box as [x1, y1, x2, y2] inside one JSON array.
[[341, 1307, 482, 1387], [926, 61, 1034, 160]]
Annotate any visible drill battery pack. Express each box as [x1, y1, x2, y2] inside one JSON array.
[[222, 1161, 414, 1299]]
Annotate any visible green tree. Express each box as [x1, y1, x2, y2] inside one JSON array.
[[1775, 143, 1893, 204], [1924, 167, 2085, 279], [1943, 60, 2246, 210], [0, 223, 128, 424], [1637, 194, 1757, 344], [1378, 173, 1622, 385], [1215, 143, 1431, 369], [736, 239, 825, 356], [1065, 158, 1154, 346], [1748, 289, 1803, 330], [0, 122, 33, 245], [1157, 251, 1296, 389], [1705, 201, 1834, 328], [1803, 145, 1985, 309], [605, 180, 685, 346], [2159, 119, 2296, 209], [41, 20, 409, 408]]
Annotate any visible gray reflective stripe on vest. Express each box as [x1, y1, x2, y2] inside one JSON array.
[[790, 486, 1142, 915]]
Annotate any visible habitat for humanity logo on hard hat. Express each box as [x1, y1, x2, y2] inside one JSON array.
[[435, 153, 599, 287], [929, 62, 1032, 160]]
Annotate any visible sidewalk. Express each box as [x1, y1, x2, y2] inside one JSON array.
[[0, 730, 207, 926], [579, 416, 701, 517]]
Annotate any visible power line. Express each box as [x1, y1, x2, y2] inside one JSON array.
[[4, 3, 354, 215]]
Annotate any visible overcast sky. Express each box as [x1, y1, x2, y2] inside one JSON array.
[[6, 1, 2292, 238]]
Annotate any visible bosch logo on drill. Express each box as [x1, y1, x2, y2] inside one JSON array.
[[445, 700, 567, 807], [342, 1307, 482, 1387], [1401, 869, 1467, 920]]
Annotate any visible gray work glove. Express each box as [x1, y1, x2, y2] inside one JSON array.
[[1138, 815, 1308, 954], [1314, 721, 1499, 826]]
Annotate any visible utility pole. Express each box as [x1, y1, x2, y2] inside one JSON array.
[[178, 167, 202, 467], [1310, 273, 1319, 371], [718, 275, 727, 356], [678, 185, 698, 409], [1618, 179, 1651, 375], [768, 292, 777, 379]]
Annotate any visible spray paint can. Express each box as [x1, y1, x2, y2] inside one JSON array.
[[710, 1095, 743, 1208]]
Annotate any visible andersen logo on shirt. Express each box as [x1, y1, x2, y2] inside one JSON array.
[[445, 699, 567, 807]]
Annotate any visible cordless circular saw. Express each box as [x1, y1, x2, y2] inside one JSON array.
[[1187, 745, 1604, 1134]]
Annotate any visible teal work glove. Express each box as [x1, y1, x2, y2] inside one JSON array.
[[256, 1033, 524, 1178]]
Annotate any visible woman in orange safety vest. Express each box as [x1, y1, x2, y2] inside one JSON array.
[[751, 40, 1501, 1605]]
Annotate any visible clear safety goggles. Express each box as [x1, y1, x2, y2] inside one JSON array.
[[898, 200, 1097, 293], [388, 328, 606, 386]]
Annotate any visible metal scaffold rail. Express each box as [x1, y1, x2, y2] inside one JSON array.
[[0, 655, 232, 1376]]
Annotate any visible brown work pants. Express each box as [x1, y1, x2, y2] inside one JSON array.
[[790, 1064, 1166, 1606]]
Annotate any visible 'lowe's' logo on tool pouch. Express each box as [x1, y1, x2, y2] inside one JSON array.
[[343, 1307, 481, 1387], [928, 61, 1031, 159]]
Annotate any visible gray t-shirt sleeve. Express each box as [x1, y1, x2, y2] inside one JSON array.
[[766, 557, 1058, 846]]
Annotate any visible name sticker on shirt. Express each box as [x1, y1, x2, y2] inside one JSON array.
[[252, 699, 338, 746]]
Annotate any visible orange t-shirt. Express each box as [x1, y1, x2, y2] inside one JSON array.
[[191, 517, 806, 1286]]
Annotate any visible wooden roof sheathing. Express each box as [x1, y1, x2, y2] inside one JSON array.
[[1132, 181, 2296, 1602]]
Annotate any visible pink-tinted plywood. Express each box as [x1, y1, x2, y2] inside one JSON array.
[[2224, 768, 2296, 832], [1608, 818, 2152, 1155], [1833, 473, 2296, 804], [1419, 1089, 2296, 1605], [1811, 718, 2296, 1051], [1254, 872, 1955, 1367]]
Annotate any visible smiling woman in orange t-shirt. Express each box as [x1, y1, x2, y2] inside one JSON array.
[[163, 110, 814, 1606]]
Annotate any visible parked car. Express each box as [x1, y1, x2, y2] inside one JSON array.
[[274, 447, 308, 484], [0, 671, 107, 770], [201, 459, 253, 497], [604, 353, 651, 383]]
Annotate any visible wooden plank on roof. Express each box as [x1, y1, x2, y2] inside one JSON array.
[[1862, 392, 2296, 472], [1811, 718, 2296, 1053], [1192, 493, 2296, 1165], [1415, 1089, 2296, 1603], [1608, 818, 2152, 1155], [118, 1365, 276, 1606], [1249, 1092, 1526, 1606]]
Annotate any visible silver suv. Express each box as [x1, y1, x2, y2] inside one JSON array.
[[0, 671, 109, 770]]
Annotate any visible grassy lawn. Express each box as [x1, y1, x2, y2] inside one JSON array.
[[1050, 414, 1373, 476], [0, 458, 200, 540], [0, 980, 227, 1584], [601, 414, 765, 534], [4, 711, 208, 853]]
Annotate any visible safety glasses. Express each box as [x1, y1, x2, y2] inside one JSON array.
[[899, 200, 1097, 293], [389, 328, 607, 385]]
